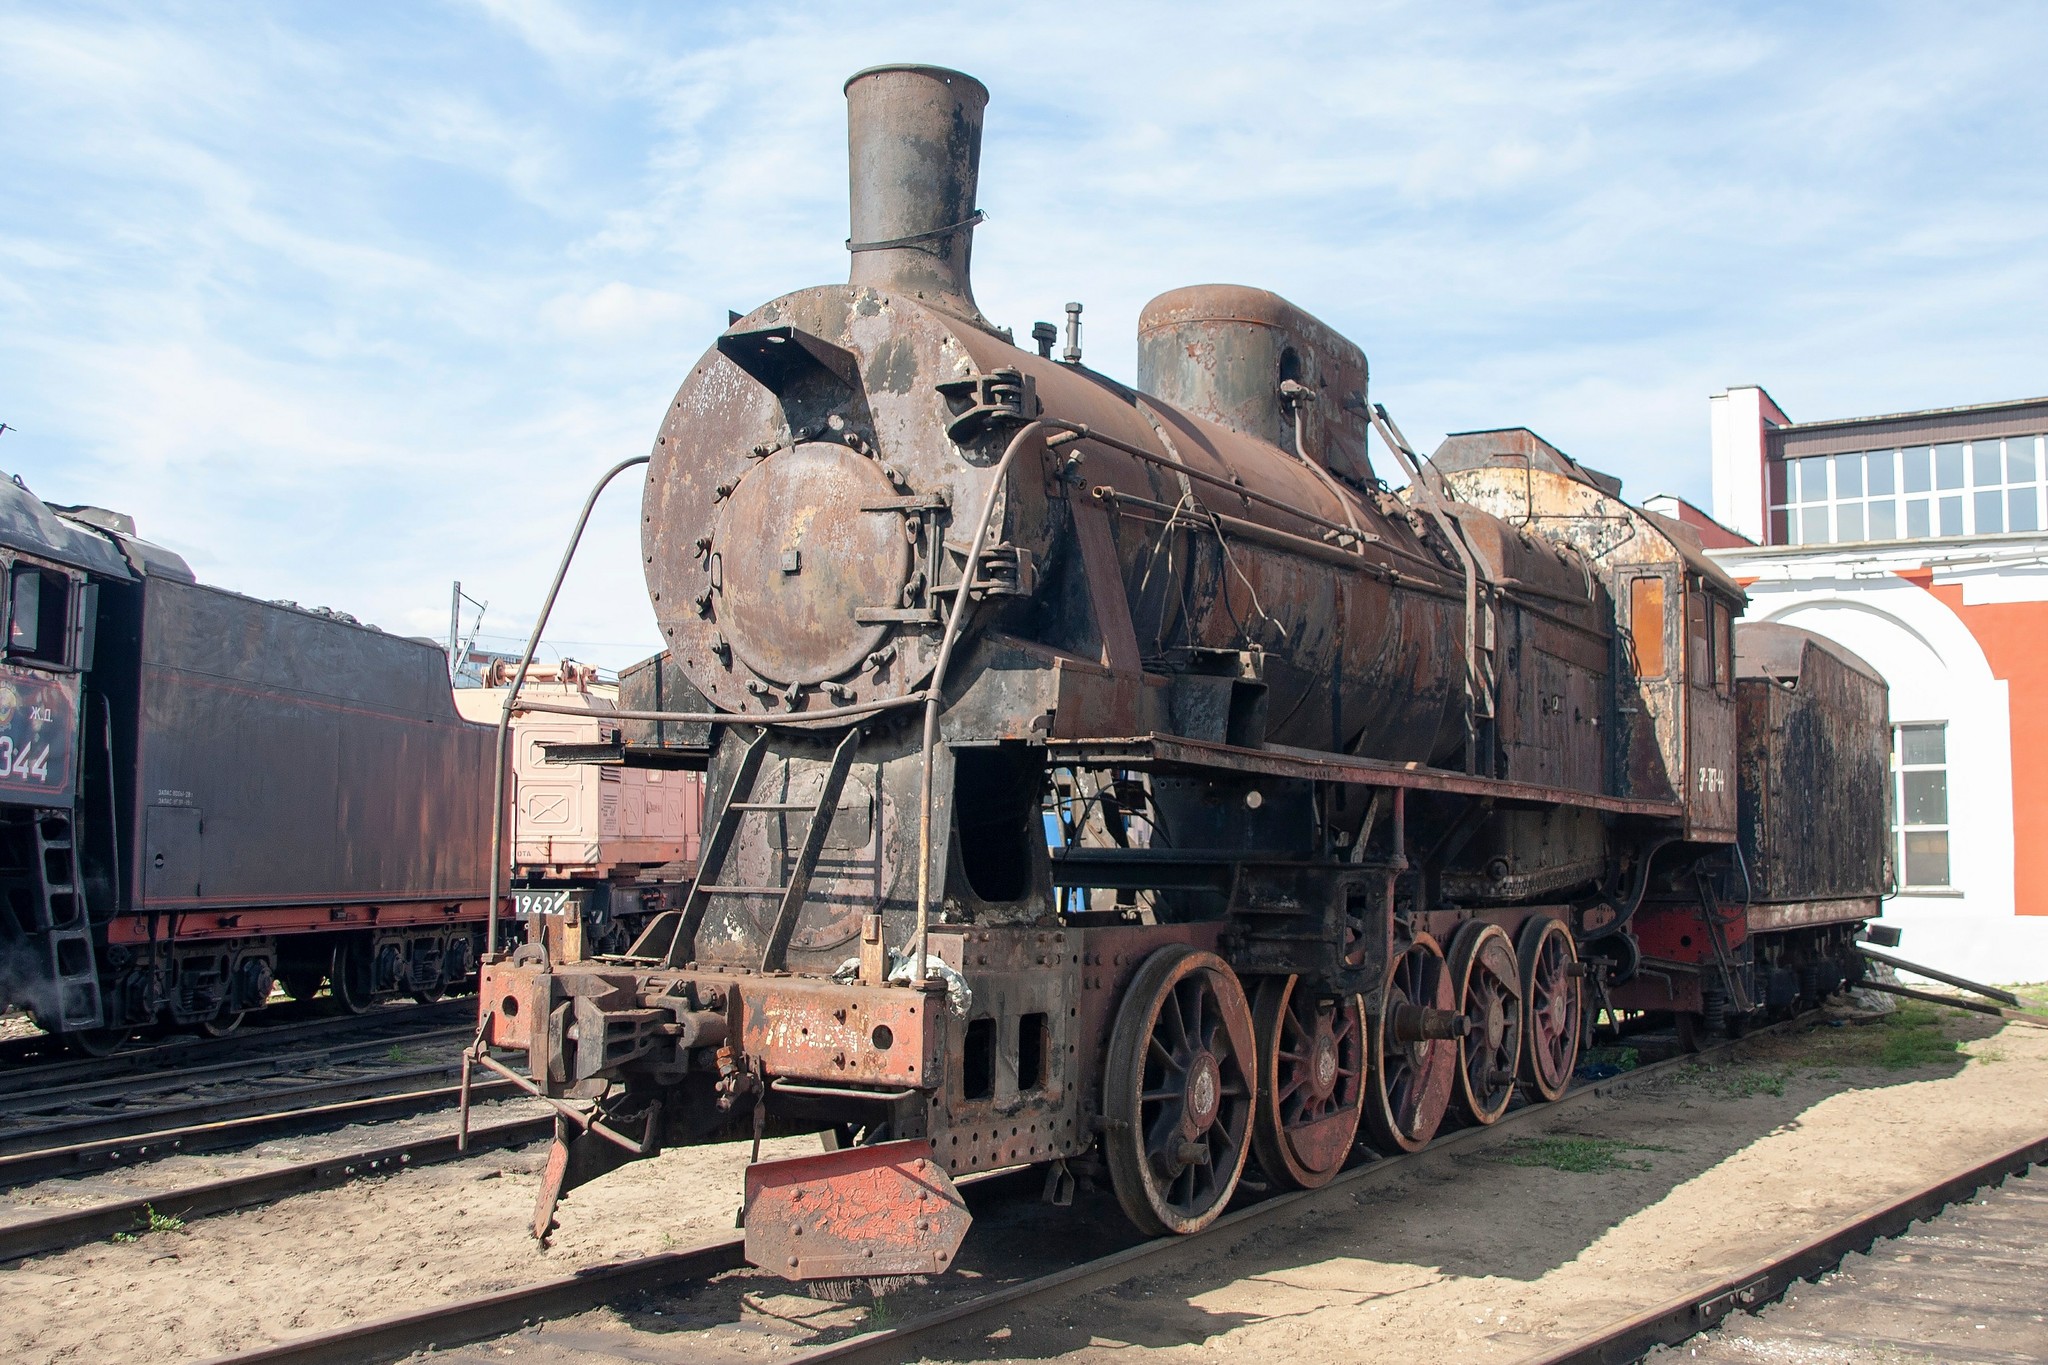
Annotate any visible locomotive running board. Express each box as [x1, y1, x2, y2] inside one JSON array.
[[742, 1138, 970, 1282], [1050, 733, 1686, 819]]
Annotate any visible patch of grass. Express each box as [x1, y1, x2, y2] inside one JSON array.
[[1719, 1065, 1789, 1098], [112, 1204, 186, 1243], [1490, 1135, 1674, 1174], [1876, 1004, 1963, 1070], [1972, 1044, 2007, 1065], [384, 1044, 421, 1065]]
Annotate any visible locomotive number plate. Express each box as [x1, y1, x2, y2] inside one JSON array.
[[0, 667, 77, 801], [515, 888, 577, 918]]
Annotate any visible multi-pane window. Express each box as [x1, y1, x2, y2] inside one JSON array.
[[1892, 723, 1950, 889], [1768, 435, 2044, 545]]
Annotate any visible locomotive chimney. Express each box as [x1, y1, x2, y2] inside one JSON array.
[[844, 64, 991, 328]]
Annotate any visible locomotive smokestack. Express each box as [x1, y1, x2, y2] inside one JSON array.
[[844, 64, 991, 328]]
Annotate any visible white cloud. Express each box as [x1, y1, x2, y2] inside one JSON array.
[[1, 1, 2044, 670]]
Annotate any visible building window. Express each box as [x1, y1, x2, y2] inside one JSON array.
[[1893, 723, 1950, 889], [1769, 435, 2043, 546]]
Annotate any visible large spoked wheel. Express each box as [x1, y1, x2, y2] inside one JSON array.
[[1250, 975, 1366, 1190], [1517, 916, 1584, 1102], [1103, 945, 1257, 1237], [1363, 933, 1458, 1154], [330, 944, 377, 1015], [1448, 922, 1523, 1126]]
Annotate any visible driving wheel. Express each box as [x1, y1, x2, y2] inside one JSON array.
[[1363, 933, 1458, 1154], [1250, 975, 1366, 1190], [1103, 945, 1256, 1237], [1448, 922, 1523, 1125], [1517, 916, 1584, 1102]]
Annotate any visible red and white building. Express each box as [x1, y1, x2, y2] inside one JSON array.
[[1655, 388, 2048, 982]]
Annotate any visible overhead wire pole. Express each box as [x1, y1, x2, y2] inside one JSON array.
[[448, 582, 462, 683]]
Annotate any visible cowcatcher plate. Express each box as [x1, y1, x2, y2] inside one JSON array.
[[743, 1137, 970, 1281]]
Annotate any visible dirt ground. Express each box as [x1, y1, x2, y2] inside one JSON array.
[[4, 996, 2045, 1364], [931, 998, 2048, 1365], [0, 1092, 821, 1363]]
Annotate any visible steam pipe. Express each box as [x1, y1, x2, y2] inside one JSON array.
[[483, 455, 651, 963], [911, 419, 1053, 978]]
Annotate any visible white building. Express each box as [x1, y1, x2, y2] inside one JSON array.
[[1662, 389, 2048, 983]]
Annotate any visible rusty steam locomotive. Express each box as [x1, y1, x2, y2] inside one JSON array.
[[475, 64, 1889, 1279]]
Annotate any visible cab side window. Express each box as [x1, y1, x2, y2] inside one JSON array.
[[1686, 587, 1709, 687], [1712, 600, 1733, 697], [6, 564, 71, 666], [1629, 576, 1666, 678]]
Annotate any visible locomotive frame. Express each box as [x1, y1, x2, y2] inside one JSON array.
[[471, 63, 1888, 1281]]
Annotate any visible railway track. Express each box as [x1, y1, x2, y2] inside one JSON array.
[[1645, 1160, 2047, 1363], [0, 1000, 471, 1097], [187, 1020, 1803, 1365], [0, 1015, 531, 1188], [0, 1111, 552, 1263], [1533, 1140, 2048, 1364]]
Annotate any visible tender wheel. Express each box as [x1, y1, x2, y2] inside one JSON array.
[[279, 969, 325, 1003], [199, 1011, 245, 1038], [1103, 945, 1256, 1237], [1363, 933, 1458, 1154], [65, 1027, 129, 1058], [1448, 922, 1523, 1126], [330, 944, 377, 1015], [1517, 916, 1584, 1102], [1251, 975, 1366, 1190]]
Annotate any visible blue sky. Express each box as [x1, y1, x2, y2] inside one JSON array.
[[3, 2, 2044, 669]]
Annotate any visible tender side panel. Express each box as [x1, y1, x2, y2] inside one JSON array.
[[133, 578, 495, 908], [1736, 631, 1890, 904]]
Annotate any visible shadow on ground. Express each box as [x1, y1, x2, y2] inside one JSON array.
[[473, 1004, 2014, 1362]]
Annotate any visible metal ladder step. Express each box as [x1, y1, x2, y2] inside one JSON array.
[[33, 816, 102, 1032], [670, 726, 865, 973]]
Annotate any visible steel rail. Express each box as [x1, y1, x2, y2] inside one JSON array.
[[0, 1000, 468, 1096], [0, 1058, 476, 1156], [200, 1022, 1795, 1365], [1517, 1138, 2048, 1365], [0, 1113, 552, 1263], [786, 1022, 1796, 1365], [0, 1076, 517, 1188], [198, 1240, 753, 1365], [0, 1026, 474, 1117]]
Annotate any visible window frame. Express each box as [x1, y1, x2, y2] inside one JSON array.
[[1767, 435, 2045, 547], [3, 560, 76, 671], [1891, 721, 1952, 891]]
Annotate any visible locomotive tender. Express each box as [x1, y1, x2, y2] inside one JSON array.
[[477, 64, 1888, 1278], [0, 476, 497, 1047]]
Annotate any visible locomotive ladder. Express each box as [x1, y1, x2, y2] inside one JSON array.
[[672, 725, 864, 974], [1693, 868, 1755, 1015], [33, 815, 103, 1032]]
